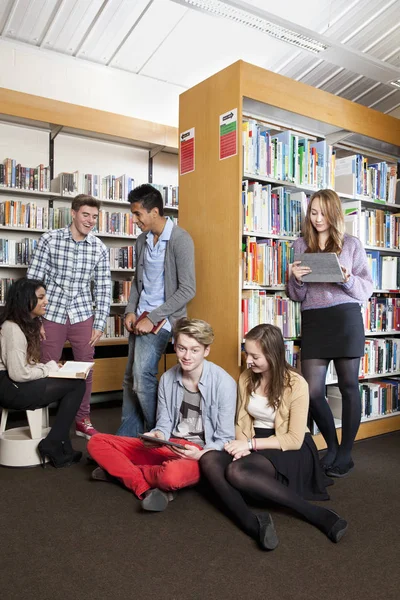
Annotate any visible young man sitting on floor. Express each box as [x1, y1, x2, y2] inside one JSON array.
[[87, 318, 236, 511]]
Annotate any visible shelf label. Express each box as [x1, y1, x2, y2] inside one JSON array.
[[219, 108, 237, 160], [180, 128, 195, 175]]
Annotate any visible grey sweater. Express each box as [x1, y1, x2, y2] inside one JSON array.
[[125, 224, 196, 326]]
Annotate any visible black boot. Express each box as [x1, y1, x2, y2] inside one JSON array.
[[38, 439, 81, 469], [62, 440, 83, 465]]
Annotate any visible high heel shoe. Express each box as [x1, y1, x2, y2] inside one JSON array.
[[37, 440, 82, 469], [62, 440, 83, 464]]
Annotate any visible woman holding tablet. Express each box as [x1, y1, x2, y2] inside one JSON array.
[[287, 189, 373, 477]]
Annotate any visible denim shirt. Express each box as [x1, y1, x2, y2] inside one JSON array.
[[151, 360, 237, 450]]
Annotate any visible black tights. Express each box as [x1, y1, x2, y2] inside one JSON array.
[[42, 378, 85, 441], [200, 451, 338, 540], [0, 373, 84, 442], [301, 357, 361, 467]]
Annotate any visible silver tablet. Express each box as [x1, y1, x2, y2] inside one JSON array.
[[293, 253, 344, 283]]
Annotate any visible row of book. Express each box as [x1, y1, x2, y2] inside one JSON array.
[[112, 280, 132, 304], [0, 278, 13, 302], [366, 252, 400, 289], [361, 337, 400, 377], [151, 184, 179, 207], [81, 173, 135, 201], [242, 181, 304, 235], [345, 205, 400, 249], [335, 155, 398, 203], [242, 291, 301, 339], [108, 246, 135, 270], [50, 172, 136, 201], [327, 382, 399, 424], [242, 120, 336, 189], [102, 315, 130, 339], [242, 237, 293, 286], [50, 173, 180, 206], [0, 238, 38, 266], [363, 295, 400, 333], [283, 340, 300, 370], [0, 159, 51, 192]]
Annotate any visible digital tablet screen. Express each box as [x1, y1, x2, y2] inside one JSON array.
[[294, 252, 344, 283], [139, 434, 186, 449]]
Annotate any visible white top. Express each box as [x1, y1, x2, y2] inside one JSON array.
[[247, 392, 276, 429], [0, 320, 59, 382]]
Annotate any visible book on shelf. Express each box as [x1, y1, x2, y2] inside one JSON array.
[[50, 172, 79, 196], [335, 155, 398, 203], [48, 361, 94, 379], [135, 311, 167, 334], [0, 158, 50, 192]]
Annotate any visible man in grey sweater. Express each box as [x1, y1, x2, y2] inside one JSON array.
[[117, 184, 196, 437]]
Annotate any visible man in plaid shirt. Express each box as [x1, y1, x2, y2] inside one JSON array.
[[27, 194, 111, 439]]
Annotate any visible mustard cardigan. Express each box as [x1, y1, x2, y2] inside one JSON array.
[[235, 369, 310, 451]]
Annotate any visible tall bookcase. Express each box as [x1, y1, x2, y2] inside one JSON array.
[[178, 60, 400, 448], [0, 87, 179, 394]]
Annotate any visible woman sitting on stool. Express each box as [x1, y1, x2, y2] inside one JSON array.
[[0, 278, 84, 468], [200, 324, 347, 551]]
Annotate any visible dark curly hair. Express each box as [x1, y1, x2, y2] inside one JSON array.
[[0, 277, 46, 364]]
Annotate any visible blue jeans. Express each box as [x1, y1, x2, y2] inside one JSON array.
[[117, 328, 171, 437]]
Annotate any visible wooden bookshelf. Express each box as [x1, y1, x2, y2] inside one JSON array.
[[179, 60, 400, 444], [0, 89, 179, 393]]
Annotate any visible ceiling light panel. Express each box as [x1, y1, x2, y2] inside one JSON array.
[[77, 0, 152, 64], [110, 0, 187, 73], [41, 0, 104, 55], [171, 0, 328, 53], [2, 0, 56, 45]]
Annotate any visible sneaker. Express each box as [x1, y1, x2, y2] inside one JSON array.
[[141, 488, 170, 512], [75, 418, 99, 440], [91, 466, 116, 483]]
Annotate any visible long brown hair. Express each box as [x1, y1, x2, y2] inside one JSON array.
[[303, 189, 345, 254], [244, 324, 295, 409], [0, 278, 44, 364]]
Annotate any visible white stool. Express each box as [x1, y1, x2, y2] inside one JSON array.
[[0, 407, 50, 467]]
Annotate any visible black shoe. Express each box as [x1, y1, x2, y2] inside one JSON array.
[[91, 467, 116, 483], [326, 510, 348, 543], [256, 513, 279, 551], [141, 488, 170, 512], [38, 439, 81, 469], [326, 460, 354, 478]]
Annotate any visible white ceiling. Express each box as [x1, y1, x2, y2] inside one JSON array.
[[1, 0, 400, 115]]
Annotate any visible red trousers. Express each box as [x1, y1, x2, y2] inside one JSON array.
[[87, 434, 201, 498]]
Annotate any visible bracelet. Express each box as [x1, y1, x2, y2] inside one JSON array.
[[253, 437, 257, 451], [247, 438, 253, 451]]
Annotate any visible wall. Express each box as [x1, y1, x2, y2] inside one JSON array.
[[0, 39, 182, 127]]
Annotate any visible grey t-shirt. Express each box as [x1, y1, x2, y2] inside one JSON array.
[[172, 385, 205, 447]]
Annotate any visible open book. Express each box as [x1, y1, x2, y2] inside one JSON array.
[[135, 311, 167, 334], [48, 361, 95, 379]]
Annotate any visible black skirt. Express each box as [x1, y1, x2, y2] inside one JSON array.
[[301, 302, 365, 360], [254, 428, 331, 501]]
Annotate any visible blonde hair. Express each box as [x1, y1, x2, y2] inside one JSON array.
[[173, 318, 214, 347], [303, 189, 345, 254]]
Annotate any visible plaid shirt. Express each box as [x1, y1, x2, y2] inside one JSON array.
[[27, 226, 111, 331]]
